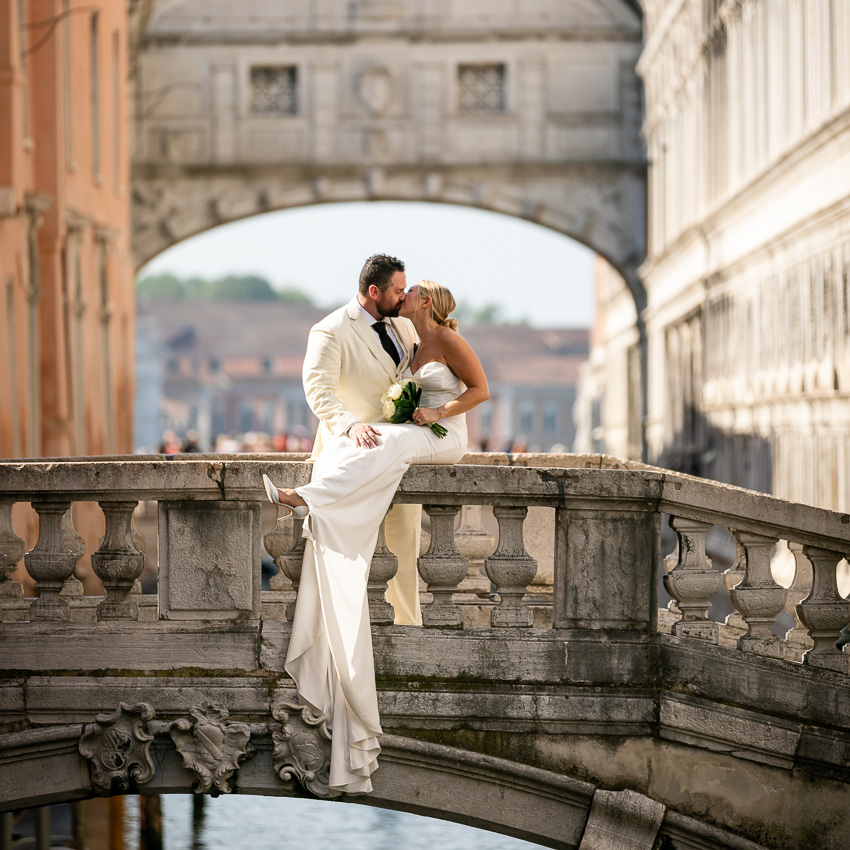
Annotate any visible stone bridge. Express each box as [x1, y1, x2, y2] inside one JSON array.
[[130, 0, 647, 305], [2, 455, 850, 850]]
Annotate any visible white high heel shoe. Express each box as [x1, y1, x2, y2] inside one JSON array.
[[262, 474, 309, 520]]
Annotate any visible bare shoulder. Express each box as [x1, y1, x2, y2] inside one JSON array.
[[439, 329, 474, 356]]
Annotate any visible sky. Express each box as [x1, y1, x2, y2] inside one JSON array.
[[139, 202, 596, 328]]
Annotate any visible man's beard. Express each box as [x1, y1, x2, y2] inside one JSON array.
[[377, 301, 402, 318]]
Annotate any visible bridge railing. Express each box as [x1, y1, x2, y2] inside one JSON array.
[[1, 455, 849, 672]]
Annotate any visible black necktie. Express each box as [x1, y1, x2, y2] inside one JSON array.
[[373, 321, 401, 366]]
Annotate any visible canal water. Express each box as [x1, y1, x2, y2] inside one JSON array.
[[124, 794, 545, 850]]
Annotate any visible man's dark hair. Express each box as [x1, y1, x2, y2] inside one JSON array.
[[359, 254, 405, 295]]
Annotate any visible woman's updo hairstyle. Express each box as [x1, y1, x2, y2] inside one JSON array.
[[417, 280, 458, 332]]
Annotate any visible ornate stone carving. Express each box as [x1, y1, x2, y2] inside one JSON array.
[[169, 704, 253, 795], [78, 703, 156, 793], [356, 65, 394, 117], [271, 701, 335, 799]]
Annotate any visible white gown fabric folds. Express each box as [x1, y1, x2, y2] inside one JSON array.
[[284, 362, 468, 794]]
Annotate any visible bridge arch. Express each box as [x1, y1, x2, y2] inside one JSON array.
[[132, 172, 646, 314], [2, 726, 777, 850]]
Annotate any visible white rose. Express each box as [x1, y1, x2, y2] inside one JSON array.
[[383, 399, 396, 420], [387, 383, 403, 401]]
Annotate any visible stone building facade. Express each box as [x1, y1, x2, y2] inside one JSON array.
[[580, 0, 850, 512], [130, 0, 647, 307], [0, 0, 135, 459]]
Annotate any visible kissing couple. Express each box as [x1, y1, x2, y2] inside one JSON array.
[[263, 253, 489, 794]]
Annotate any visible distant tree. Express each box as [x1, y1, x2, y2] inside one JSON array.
[[277, 285, 314, 306], [137, 272, 315, 305], [137, 273, 185, 299], [207, 274, 279, 300]]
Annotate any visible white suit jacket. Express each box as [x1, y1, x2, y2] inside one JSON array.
[[303, 297, 419, 458]]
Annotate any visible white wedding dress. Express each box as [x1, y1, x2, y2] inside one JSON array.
[[284, 362, 468, 795]]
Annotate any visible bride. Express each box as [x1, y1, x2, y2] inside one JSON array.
[[263, 280, 488, 795]]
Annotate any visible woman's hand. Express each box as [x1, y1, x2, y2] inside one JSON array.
[[412, 407, 441, 427]]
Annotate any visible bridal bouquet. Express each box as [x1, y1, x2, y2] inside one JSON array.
[[381, 380, 447, 438]]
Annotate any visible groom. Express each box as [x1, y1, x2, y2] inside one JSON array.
[[301, 254, 422, 625]]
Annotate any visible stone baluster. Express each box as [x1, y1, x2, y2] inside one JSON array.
[[727, 530, 785, 657], [783, 542, 814, 658], [454, 505, 496, 596], [484, 506, 537, 628], [24, 502, 79, 622], [366, 516, 398, 625], [663, 516, 721, 643], [720, 539, 746, 641], [417, 505, 468, 628], [90, 502, 145, 620], [59, 507, 86, 599], [265, 523, 294, 591], [797, 546, 850, 672], [272, 533, 307, 622], [0, 499, 27, 621]]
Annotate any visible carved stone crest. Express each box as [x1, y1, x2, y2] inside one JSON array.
[[356, 65, 394, 116], [169, 704, 253, 795], [271, 701, 335, 798], [78, 703, 156, 793]]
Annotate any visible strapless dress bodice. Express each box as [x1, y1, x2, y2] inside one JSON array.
[[409, 361, 465, 410]]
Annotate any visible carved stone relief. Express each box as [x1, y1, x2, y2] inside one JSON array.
[[78, 703, 156, 793], [169, 704, 253, 795], [356, 65, 394, 117], [271, 701, 335, 798]]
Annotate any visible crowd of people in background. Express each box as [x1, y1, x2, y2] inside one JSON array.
[[153, 427, 314, 455], [151, 429, 563, 457]]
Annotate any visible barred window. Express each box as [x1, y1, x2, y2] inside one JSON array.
[[250, 66, 298, 115], [458, 63, 506, 114]]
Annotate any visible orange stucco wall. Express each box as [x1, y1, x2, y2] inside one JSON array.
[[0, 0, 135, 460]]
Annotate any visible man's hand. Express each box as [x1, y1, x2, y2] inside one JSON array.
[[347, 422, 382, 449]]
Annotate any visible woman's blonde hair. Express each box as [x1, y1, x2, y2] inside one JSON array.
[[417, 280, 458, 332]]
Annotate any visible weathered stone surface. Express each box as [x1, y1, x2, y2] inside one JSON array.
[[555, 505, 660, 630], [0, 622, 261, 672], [0, 725, 89, 811], [578, 788, 665, 850], [159, 501, 261, 620], [659, 695, 801, 769]]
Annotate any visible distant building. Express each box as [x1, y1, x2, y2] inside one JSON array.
[[136, 299, 588, 453]]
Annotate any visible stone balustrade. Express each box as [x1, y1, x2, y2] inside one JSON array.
[[1, 453, 849, 672]]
